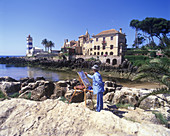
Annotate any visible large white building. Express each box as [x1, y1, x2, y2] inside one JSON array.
[[63, 28, 127, 65]]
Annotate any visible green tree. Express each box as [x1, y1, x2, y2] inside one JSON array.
[[130, 17, 170, 47], [132, 33, 145, 48], [133, 59, 170, 109], [140, 17, 170, 42], [130, 19, 140, 47], [47, 41, 55, 53], [158, 35, 170, 57], [41, 39, 48, 51]]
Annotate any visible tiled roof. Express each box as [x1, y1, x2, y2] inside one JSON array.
[[79, 35, 87, 38], [96, 29, 119, 36]]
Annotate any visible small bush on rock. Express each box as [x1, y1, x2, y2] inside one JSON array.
[[0, 89, 7, 99], [152, 111, 168, 126]]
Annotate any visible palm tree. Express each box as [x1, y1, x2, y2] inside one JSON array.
[[133, 58, 170, 109], [47, 41, 54, 53], [41, 39, 48, 51]]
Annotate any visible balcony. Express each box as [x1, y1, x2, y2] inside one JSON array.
[[102, 40, 107, 45]]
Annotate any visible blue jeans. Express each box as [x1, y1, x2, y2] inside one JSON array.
[[96, 92, 103, 112]]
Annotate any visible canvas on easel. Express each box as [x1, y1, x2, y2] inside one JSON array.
[[77, 71, 91, 88], [68, 71, 93, 107]]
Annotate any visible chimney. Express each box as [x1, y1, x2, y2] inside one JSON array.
[[119, 28, 122, 33]]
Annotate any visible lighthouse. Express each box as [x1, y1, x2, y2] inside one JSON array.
[[26, 35, 33, 56]]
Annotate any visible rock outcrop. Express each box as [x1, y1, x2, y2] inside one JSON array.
[[0, 99, 169, 136], [0, 77, 21, 96]]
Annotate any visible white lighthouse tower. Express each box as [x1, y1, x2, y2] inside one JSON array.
[[26, 35, 33, 56]]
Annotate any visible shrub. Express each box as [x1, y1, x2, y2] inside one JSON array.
[[9, 92, 19, 98], [59, 96, 68, 103], [87, 57, 97, 61], [124, 55, 151, 66], [152, 111, 168, 125], [150, 51, 157, 57], [0, 89, 6, 98], [116, 103, 134, 109]]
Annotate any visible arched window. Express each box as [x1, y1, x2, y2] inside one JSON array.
[[97, 52, 100, 55], [94, 52, 96, 55], [110, 45, 114, 49], [112, 59, 117, 65], [106, 58, 110, 64], [105, 52, 108, 55], [101, 52, 103, 55], [110, 52, 113, 55]]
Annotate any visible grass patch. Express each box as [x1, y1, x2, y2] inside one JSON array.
[[59, 96, 68, 103], [124, 55, 151, 67], [9, 92, 19, 98], [27, 92, 31, 99], [152, 111, 168, 125], [0, 89, 7, 99], [124, 117, 140, 123], [116, 103, 134, 109]]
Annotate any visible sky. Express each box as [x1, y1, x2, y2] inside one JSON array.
[[0, 0, 169, 55]]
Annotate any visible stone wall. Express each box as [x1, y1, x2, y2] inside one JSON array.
[[75, 55, 122, 65]]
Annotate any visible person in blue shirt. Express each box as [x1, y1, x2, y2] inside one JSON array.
[[85, 65, 104, 112]]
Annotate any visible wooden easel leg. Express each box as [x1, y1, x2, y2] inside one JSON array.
[[84, 90, 86, 107], [69, 90, 77, 103]]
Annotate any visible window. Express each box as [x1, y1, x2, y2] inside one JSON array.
[[96, 38, 98, 41], [110, 52, 113, 55], [106, 58, 110, 64], [94, 52, 96, 55], [105, 52, 108, 55], [103, 46, 105, 50], [110, 45, 113, 49], [101, 52, 103, 55], [97, 45, 100, 50], [94, 46, 96, 50], [103, 37, 105, 41], [90, 53, 92, 55], [112, 59, 117, 65], [111, 36, 113, 40], [90, 48, 92, 51], [97, 52, 100, 55]]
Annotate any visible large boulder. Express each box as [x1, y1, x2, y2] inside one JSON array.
[[0, 81, 21, 95], [112, 87, 140, 105], [65, 89, 84, 103], [31, 80, 55, 101], [51, 83, 67, 99], [19, 80, 55, 101], [0, 76, 18, 82], [0, 99, 169, 136]]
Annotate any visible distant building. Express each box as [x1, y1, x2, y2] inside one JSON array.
[[62, 28, 127, 65], [26, 35, 44, 57], [26, 35, 60, 57]]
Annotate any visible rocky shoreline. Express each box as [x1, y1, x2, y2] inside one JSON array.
[[0, 56, 137, 73]]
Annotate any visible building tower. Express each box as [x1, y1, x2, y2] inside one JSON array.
[[26, 35, 33, 56]]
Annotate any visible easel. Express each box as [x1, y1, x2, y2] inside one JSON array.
[[69, 71, 93, 107]]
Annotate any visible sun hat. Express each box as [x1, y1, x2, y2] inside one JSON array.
[[92, 65, 99, 70]]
